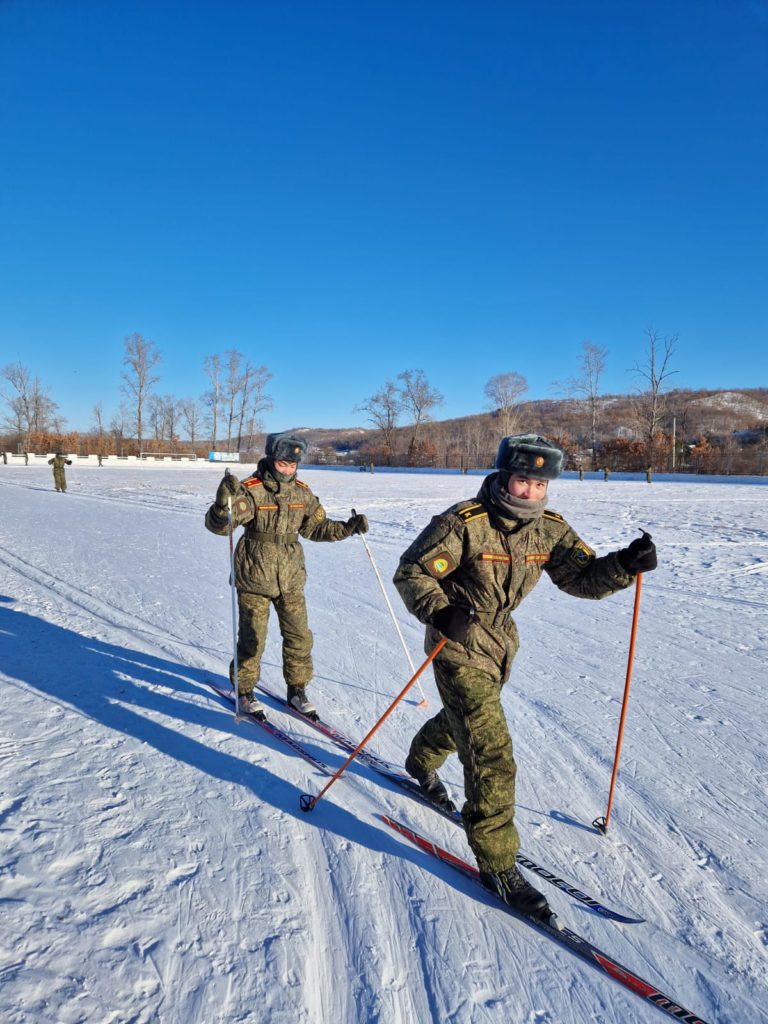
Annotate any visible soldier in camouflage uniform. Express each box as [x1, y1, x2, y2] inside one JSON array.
[[393, 434, 657, 918], [48, 453, 72, 492], [205, 431, 368, 720]]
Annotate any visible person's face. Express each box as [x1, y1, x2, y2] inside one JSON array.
[[274, 459, 298, 475], [507, 474, 548, 500]]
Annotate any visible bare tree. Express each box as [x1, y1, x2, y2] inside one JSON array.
[[180, 397, 202, 447], [222, 349, 245, 451], [203, 353, 222, 451], [109, 404, 132, 456], [631, 328, 678, 469], [2, 363, 60, 449], [240, 364, 273, 450], [355, 380, 402, 458], [397, 369, 443, 463], [121, 332, 161, 452], [91, 402, 107, 454], [562, 342, 607, 470], [484, 372, 528, 437]]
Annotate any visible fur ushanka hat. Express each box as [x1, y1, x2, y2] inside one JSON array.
[[495, 434, 564, 480]]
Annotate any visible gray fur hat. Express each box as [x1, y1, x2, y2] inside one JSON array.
[[495, 434, 564, 479], [265, 431, 307, 464]]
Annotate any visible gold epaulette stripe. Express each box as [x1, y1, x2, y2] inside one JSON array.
[[295, 479, 309, 489], [543, 509, 564, 522], [458, 503, 488, 523], [244, 478, 263, 488], [481, 553, 511, 563]]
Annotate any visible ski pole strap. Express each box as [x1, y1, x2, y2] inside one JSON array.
[[249, 532, 299, 544]]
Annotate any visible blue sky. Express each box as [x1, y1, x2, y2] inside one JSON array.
[[1, 0, 766, 433]]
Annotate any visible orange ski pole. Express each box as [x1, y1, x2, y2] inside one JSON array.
[[299, 637, 447, 813], [593, 572, 644, 835]]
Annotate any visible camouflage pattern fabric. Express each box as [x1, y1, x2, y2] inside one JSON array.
[[229, 589, 314, 690], [408, 662, 519, 872], [48, 455, 72, 492], [206, 458, 356, 691], [394, 471, 634, 872], [393, 474, 634, 682]]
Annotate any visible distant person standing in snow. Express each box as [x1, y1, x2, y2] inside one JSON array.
[[603, 465, 610, 481], [48, 452, 72, 492], [393, 434, 657, 920], [204, 431, 368, 721]]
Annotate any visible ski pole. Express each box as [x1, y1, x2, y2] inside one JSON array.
[[299, 637, 447, 813], [592, 571, 644, 835], [227, 490, 241, 724], [351, 508, 428, 709]]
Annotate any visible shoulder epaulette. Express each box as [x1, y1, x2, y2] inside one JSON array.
[[295, 478, 309, 489], [457, 503, 488, 524], [543, 509, 564, 523], [244, 477, 263, 489]]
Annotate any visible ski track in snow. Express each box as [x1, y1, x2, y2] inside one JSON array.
[[1, 465, 767, 1023]]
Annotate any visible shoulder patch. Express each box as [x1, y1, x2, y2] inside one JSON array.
[[423, 550, 457, 578], [543, 509, 564, 523], [244, 477, 263, 489], [569, 540, 595, 568], [457, 503, 488, 524]]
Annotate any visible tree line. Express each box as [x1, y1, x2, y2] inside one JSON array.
[[2, 333, 272, 458], [2, 329, 767, 474]]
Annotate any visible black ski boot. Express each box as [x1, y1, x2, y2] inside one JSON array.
[[405, 753, 457, 813], [239, 691, 266, 721], [287, 685, 319, 722], [480, 865, 552, 921]]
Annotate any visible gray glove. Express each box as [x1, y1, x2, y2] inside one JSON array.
[[215, 472, 241, 511], [346, 513, 369, 535]]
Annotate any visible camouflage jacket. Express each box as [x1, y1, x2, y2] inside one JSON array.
[[205, 461, 354, 598], [48, 455, 72, 470], [393, 473, 634, 681]]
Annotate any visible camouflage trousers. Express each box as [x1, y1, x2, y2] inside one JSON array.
[[230, 589, 313, 693], [407, 662, 518, 874], [53, 472, 66, 492]]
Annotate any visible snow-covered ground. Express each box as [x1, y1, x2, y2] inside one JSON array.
[[1, 463, 766, 1024]]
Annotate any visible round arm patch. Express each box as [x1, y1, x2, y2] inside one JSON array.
[[423, 550, 458, 578]]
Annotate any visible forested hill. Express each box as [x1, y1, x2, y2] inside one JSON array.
[[274, 387, 768, 456]]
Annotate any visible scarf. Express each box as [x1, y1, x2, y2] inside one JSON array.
[[480, 472, 548, 524], [256, 457, 296, 494]]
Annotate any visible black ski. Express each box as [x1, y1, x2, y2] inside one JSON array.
[[381, 814, 710, 1024], [206, 681, 331, 776], [257, 681, 642, 924]]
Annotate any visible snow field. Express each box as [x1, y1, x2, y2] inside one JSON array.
[[0, 465, 766, 1023]]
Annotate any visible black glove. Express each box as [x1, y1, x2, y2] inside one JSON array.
[[215, 472, 240, 510], [432, 604, 475, 644], [617, 531, 657, 574], [346, 513, 369, 535]]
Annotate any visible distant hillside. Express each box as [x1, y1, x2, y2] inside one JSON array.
[[261, 387, 768, 454]]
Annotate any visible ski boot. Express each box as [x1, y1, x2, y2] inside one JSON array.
[[239, 691, 266, 721], [405, 753, 457, 813], [287, 685, 319, 722], [480, 864, 553, 922]]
